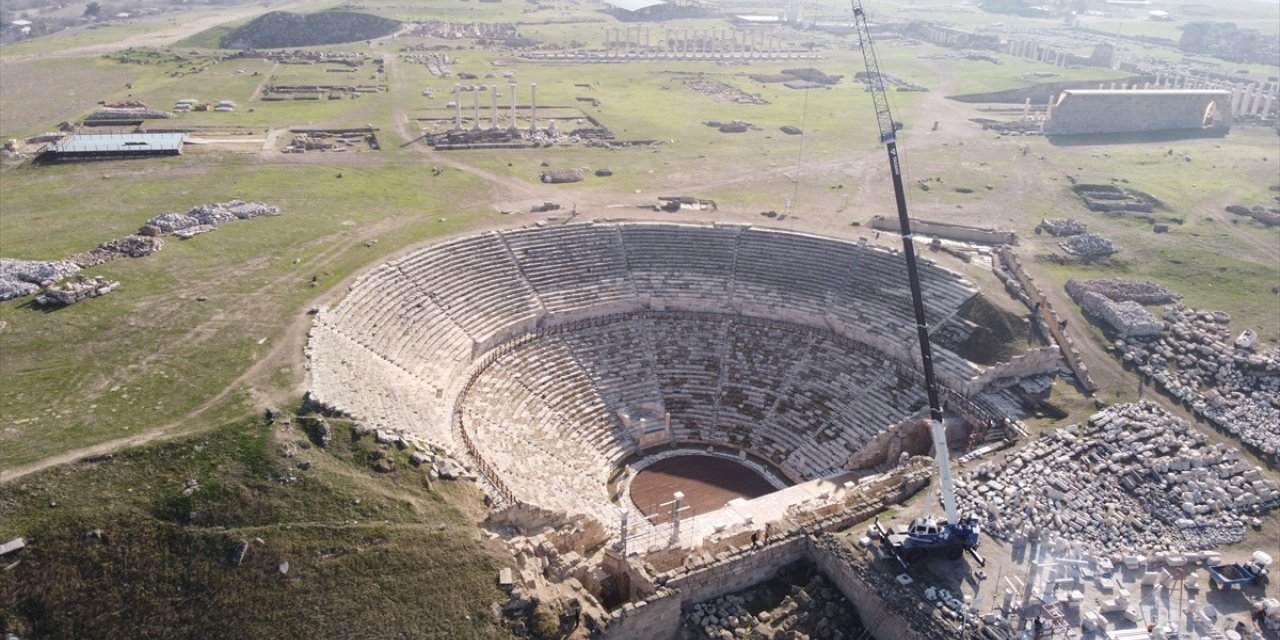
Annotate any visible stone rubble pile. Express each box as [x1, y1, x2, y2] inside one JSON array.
[[84, 106, 172, 121], [1065, 278, 1180, 305], [495, 515, 610, 604], [539, 169, 583, 184], [284, 133, 338, 153], [1036, 218, 1086, 237], [1060, 233, 1116, 260], [1068, 288, 1163, 337], [139, 200, 280, 237], [1, 202, 278, 303], [685, 572, 863, 640], [812, 535, 952, 638], [0, 258, 81, 301], [72, 235, 165, 266], [35, 275, 120, 306], [1115, 306, 1280, 458], [1226, 204, 1280, 227], [684, 77, 768, 104], [959, 402, 1279, 553]]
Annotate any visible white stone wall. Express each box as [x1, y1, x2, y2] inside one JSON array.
[[1046, 90, 1232, 136]]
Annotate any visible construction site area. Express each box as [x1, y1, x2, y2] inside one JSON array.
[[1, 0, 1277, 638]]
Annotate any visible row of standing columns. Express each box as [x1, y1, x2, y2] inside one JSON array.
[[452, 82, 539, 131], [1006, 39, 1072, 68], [1034, 77, 1278, 121], [602, 27, 794, 59], [1150, 73, 1278, 118], [971, 36, 1274, 121]]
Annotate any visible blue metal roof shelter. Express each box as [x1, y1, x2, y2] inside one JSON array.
[[46, 132, 186, 160]]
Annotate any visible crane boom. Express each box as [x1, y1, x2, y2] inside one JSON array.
[[851, 3, 897, 145], [851, 0, 958, 527]]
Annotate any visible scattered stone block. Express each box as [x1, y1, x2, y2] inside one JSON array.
[[0, 538, 25, 556]]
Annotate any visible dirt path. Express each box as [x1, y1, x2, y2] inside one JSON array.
[[1016, 252, 1244, 444], [248, 61, 279, 103]]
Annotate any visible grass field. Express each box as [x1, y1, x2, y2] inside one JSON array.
[[1, 0, 1278, 635], [0, 157, 497, 467], [0, 56, 146, 138]]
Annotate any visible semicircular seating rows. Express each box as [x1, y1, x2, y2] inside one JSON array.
[[307, 222, 981, 520]]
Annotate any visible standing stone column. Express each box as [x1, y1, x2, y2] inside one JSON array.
[[529, 83, 538, 132], [509, 82, 518, 129], [490, 86, 499, 129], [453, 84, 462, 130]]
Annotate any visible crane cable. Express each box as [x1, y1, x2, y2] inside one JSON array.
[[789, 84, 812, 222]]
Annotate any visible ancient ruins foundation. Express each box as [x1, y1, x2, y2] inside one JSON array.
[[1116, 306, 1280, 459], [961, 401, 1278, 553], [1060, 233, 1116, 260], [0, 201, 279, 305], [0, 259, 81, 301], [304, 222, 1279, 638], [1071, 184, 1164, 215]]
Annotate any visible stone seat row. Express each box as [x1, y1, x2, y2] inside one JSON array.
[[307, 319, 450, 448], [453, 314, 929, 510], [321, 223, 977, 397], [309, 223, 984, 509]]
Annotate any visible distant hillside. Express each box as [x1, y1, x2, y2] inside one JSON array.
[[220, 11, 400, 49], [1179, 21, 1280, 66]]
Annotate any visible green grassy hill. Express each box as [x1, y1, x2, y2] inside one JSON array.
[[0, 412, 515, 639], [220, 11, 401, 49]]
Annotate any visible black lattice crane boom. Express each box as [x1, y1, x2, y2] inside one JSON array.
[[852, 0, 984, 566]]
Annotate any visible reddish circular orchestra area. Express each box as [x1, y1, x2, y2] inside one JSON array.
[[630, 455, 777, 526]]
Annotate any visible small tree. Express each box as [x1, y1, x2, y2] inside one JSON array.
[[83, 2, 102, 18]]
